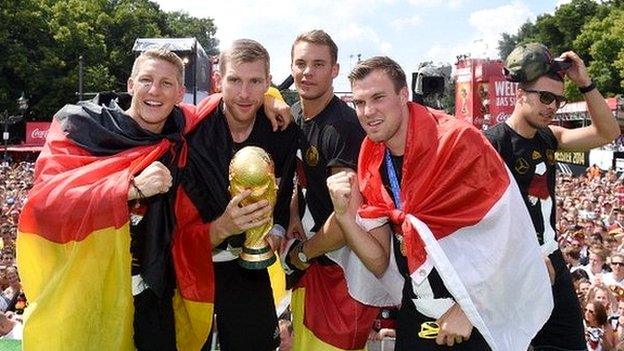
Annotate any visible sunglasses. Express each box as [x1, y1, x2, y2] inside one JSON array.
[[521, 89, 567, 109], [612, 262, 624, 266]]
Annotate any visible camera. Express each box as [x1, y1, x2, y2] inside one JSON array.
[[552, 58, 572, 72]]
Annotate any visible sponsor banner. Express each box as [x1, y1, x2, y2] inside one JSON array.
[[25, 122, 51, 146], [555, 151, 588, 166], [455, 81, 473, 124], [614, 153, 624, 172], [488, 79, 517, 126]]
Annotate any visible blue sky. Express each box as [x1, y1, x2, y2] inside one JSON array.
[[154, 0, 570, 92]]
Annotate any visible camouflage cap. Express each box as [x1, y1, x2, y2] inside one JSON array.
[[503, 43, 567, 82]]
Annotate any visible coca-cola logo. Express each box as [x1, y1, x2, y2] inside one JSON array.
[[31, 128, 48, 139], [496, 113, 511, 123]]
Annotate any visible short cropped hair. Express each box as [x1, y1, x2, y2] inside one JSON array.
[[348, 56, 407, 93], [131, 49, 184, 85], [220, 39, 270, 77], [291, 29, 338, 64]]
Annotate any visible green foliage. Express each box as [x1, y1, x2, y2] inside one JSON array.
[[575, 8, 624, 93], [164, 11, 219, 55], [0, 0, 219, 121], [498, 0, 624, 101]]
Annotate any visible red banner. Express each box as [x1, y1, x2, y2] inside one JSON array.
[[487, 79, 517, 126], [25, 122, 51, 146]]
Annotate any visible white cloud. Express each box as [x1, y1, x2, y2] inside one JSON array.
[[153, 0, 558, 92], [448, 0, 463, 9], [555, 0, 572, 7], [390, 15, 423, 30], [407, 0, 463, 8], [468, 1, 534, 58]]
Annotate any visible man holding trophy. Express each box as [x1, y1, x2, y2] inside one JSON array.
[[177, 39, 298, 351]]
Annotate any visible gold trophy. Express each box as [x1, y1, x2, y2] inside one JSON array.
[[229, 146, 277, 269]]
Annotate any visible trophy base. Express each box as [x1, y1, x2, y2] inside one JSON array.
[[238, 245, 276, 270]]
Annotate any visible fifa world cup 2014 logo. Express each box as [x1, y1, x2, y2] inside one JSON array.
[[229, 146, 277, 269]]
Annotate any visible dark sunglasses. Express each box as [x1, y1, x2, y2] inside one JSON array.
[[612, 261, 624, 266], [521, 89, 567, 108]]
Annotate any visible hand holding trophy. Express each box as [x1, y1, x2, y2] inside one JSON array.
[[229, 146, 278, 269]]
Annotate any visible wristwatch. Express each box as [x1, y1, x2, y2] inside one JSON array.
[[579, 81, 596, 94], [296, 241, 309, 264]]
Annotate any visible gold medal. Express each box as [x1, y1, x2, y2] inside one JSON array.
[[395, 233, 407, 257]]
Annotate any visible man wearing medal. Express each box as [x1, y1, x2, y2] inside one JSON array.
[[327, 56, 553, 350]]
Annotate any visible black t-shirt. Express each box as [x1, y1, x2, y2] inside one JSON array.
[[129, 146, 177, 278], [485, 123, 558, 245], [292, 96, 365, 231], [183, 102, 298, 250]]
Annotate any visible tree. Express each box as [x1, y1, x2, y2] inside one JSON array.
[[574, 8, 624, 94], [0, 0, 220, 122], [497, 0, 623, 100], [164, 12, 219, 55], [498, 21, 536, 60]]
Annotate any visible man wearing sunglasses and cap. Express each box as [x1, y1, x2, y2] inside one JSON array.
[[485, 43, 620, 350]]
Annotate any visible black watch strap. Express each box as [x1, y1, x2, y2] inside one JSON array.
[[579, 81, 596, 94]]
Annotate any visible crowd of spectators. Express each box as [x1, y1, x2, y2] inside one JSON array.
[[558, 165, 624, 350], [0, 156, 622, 347], [0, 161, 34, 339], [599, 136, 624, 152]]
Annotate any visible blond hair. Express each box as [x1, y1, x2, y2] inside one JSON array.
[[131, 49, 184, 85], [219, 39, 270, 77]]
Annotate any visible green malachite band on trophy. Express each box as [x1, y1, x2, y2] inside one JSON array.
[[238, 245, 276, 269]]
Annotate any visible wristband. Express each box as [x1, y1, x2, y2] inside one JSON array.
[[579, 81, 596, 94], [418, 321, 439, 339], [129, 176, 145, 201]]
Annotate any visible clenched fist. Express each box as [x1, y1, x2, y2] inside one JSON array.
[[128, 161, 172, 200]]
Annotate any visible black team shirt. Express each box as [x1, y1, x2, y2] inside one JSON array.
[[182, 102, 298, 250], [292, 96, 365, 232], [485, 123, 558, 246]]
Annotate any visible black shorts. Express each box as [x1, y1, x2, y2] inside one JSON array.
[[395, 295, 490, 351], [206, 260, 279, 351], [133, 287, 177, 351], [531, 249, 587, 351]]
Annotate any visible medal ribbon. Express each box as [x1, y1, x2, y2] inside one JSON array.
[[385, 149, 402, 210]]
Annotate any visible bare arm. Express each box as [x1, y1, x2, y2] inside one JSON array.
[[327, 171, 391, 277], [298, 166, 355, 259], [263, 87, 293, 131], [550, 51, 620, 151]]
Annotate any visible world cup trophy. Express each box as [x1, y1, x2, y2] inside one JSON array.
[[229, 146, 277, 269]]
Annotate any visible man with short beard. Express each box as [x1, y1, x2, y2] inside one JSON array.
[[177, 39, 298, 351], [485, 43, 620, 351], [327, 56, 552, 350]]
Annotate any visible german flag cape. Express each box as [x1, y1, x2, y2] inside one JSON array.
[[16, 94, 220, 351], [358, 102, 553, 350]]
